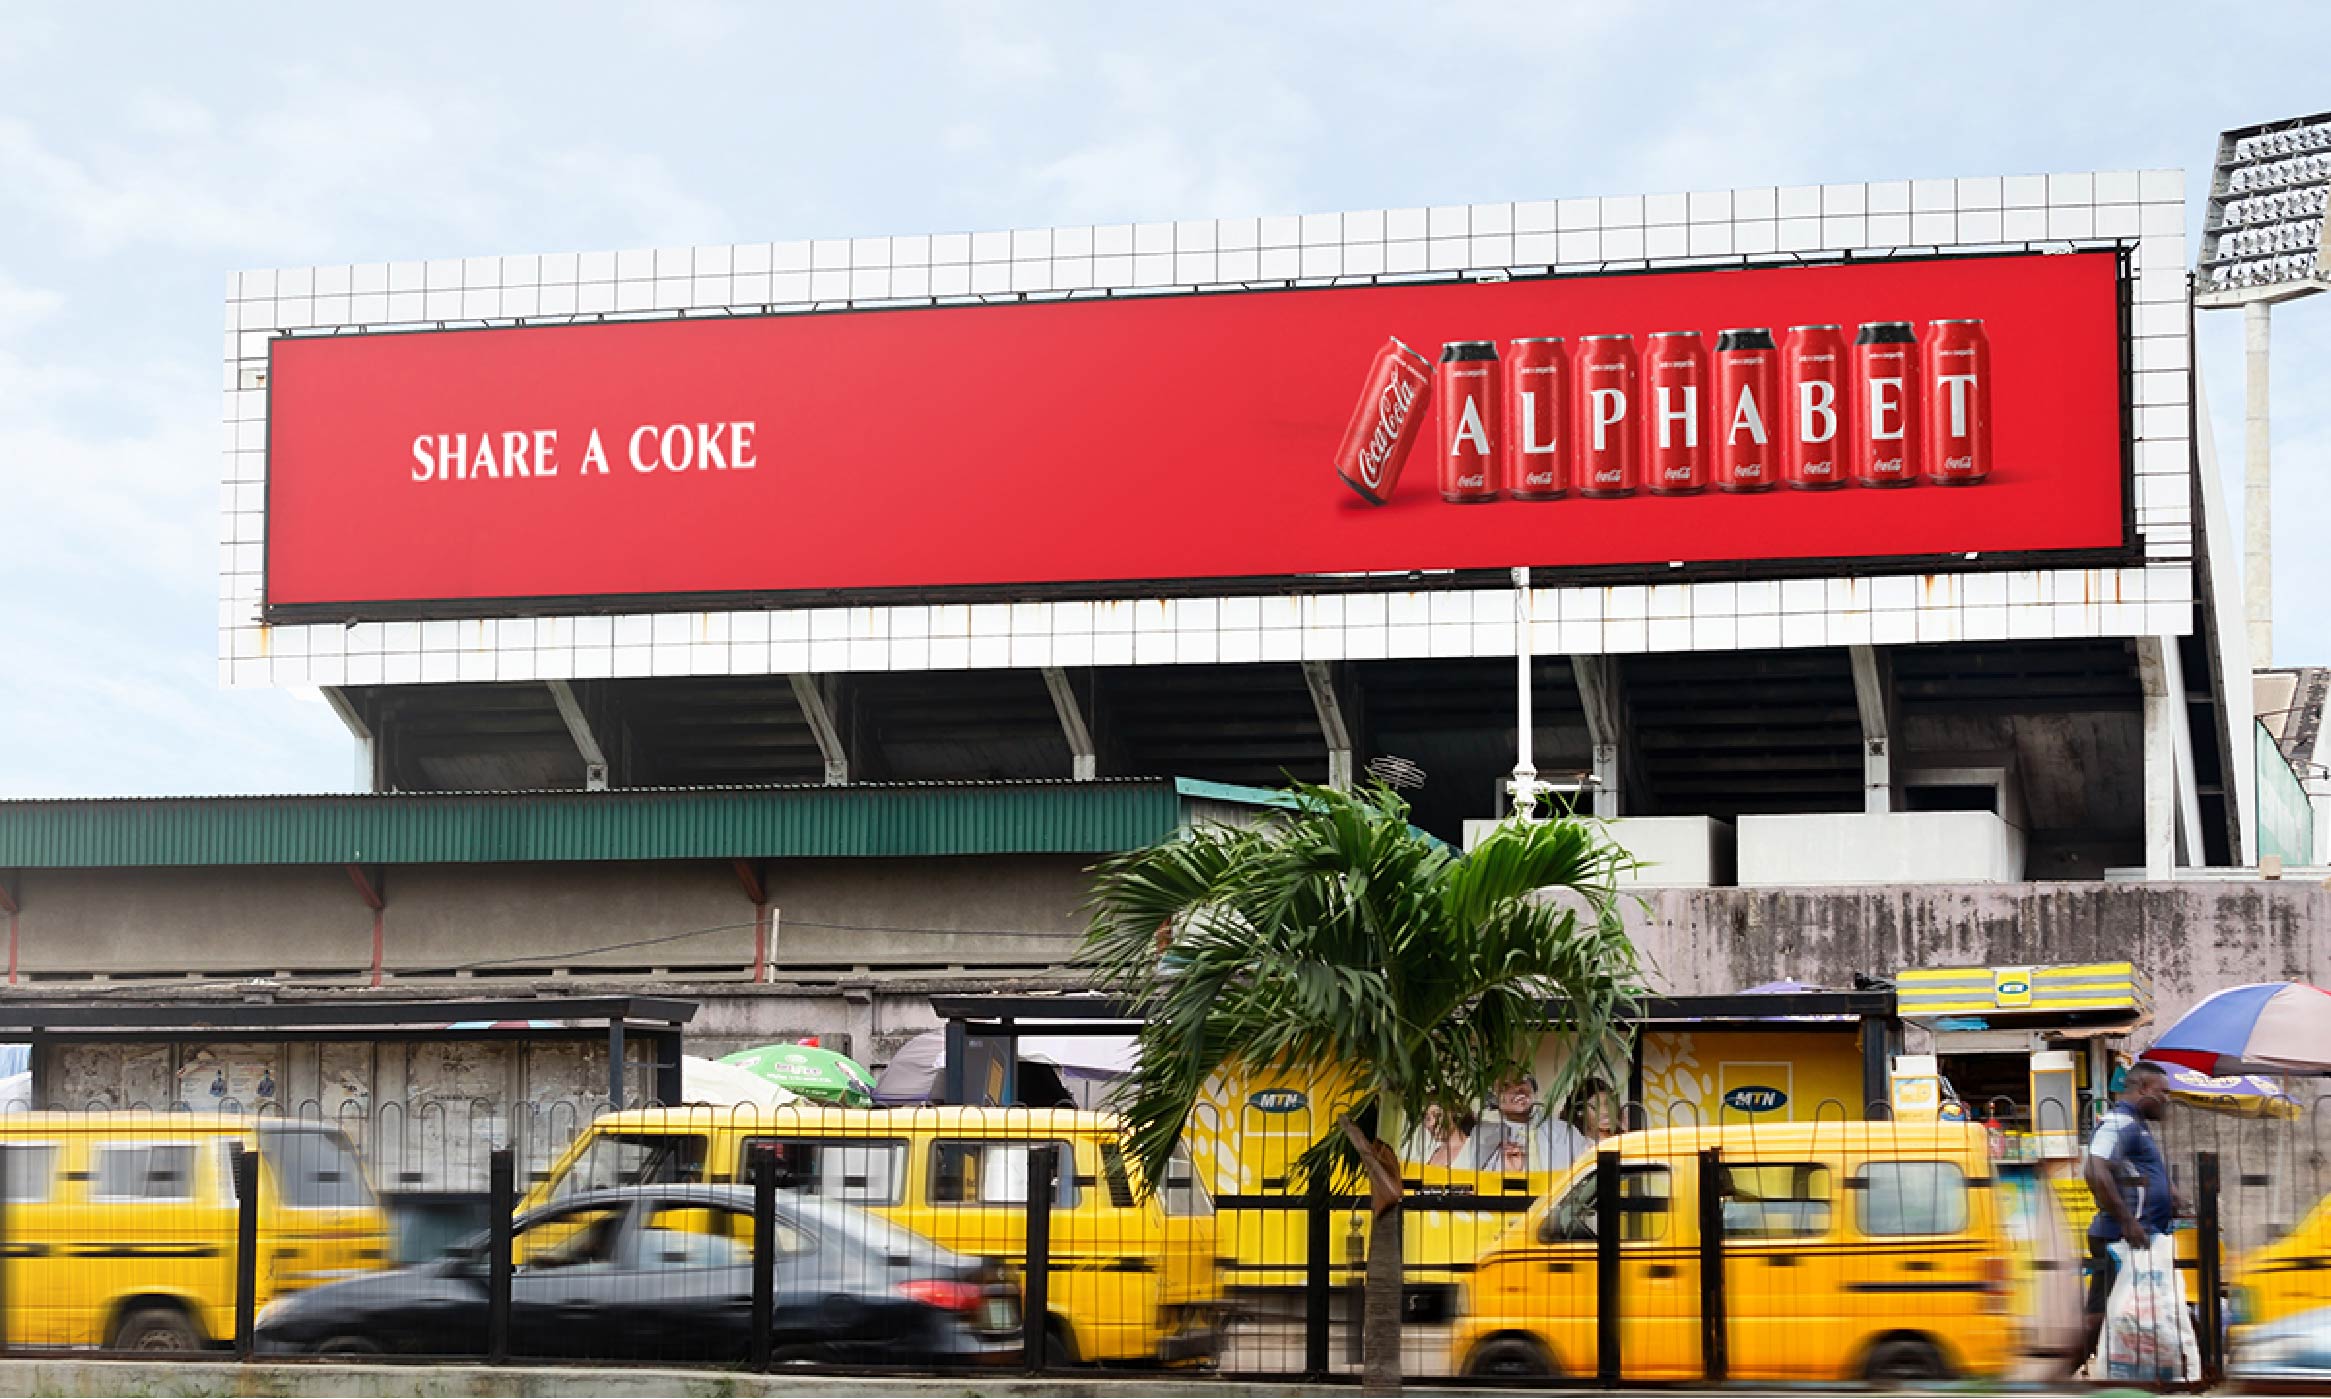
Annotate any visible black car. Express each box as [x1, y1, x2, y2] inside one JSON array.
[[256, 1184, 1020, 1367]]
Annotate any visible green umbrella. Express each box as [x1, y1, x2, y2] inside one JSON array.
[[719, 1043, 876, 1107]]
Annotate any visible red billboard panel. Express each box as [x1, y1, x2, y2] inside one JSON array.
[[264, 250, 2129, 616]]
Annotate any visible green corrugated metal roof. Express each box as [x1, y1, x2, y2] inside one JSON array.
[[0, 780, 1188, 869]]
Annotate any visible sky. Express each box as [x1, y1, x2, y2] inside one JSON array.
[[0, 2, 2325, 798]]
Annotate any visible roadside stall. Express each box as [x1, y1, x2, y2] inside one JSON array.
[[1891, 961, 2152, 1152]]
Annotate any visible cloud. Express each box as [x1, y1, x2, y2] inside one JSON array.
[[0, 270, 62, 328], [946, 1, 1056, 86]]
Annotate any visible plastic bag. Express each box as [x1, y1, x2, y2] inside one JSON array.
[[2100, 1234, 2201, 1382]]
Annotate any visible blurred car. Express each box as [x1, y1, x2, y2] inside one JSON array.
[[255, 1184, 1018, 1366], [2233, 1304, 2331, 1382]]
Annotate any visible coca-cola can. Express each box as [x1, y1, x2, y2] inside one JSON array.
[[1504, 338, 1568, 500], [1332, 337, 1434, 505], [1645, 331, 1708, 495], [1713, 328, 1779, 493], [1852, 321, 1921, 487], [1575, 334, 1638, 497], [1923, 319, 1991, 485], [1783, 324, 1849, 489], [1437, 341, 1501, 503]]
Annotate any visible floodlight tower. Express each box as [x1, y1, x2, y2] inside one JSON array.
[[2198, 111, 2331, 667]]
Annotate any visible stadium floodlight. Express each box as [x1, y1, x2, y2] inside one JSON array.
[[2198, 111, 2331, 669], [2202, 111, 2331, 306]]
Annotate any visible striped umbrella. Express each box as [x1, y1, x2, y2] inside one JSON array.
[[2142, 981, 2331, 1077]]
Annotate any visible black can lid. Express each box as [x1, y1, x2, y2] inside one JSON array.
[[1716, 328, 1776, 350], [1440, 340, 1499, 361], [1854, 321, 1918, 344]]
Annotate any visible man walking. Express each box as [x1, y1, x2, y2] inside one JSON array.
[[2081, 1060, 2176, 1369]]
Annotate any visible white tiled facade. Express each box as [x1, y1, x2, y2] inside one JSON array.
[[221, 170, 2196, 690]]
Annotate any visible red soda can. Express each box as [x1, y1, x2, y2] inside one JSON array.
[[1852, 321, 1920, 487], [1783, 324, 1848, 489], [1575, 334, 1638, 497], [1645, 331, 1708, 495], [1333, 337, 1434, 505], [1437, 341, 1501, 502], [1923, 319, 1991, 485], [1713, 328, 1779, 492], [1504, 337, 1568, 500]]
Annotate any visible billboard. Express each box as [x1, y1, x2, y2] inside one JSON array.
[[262, 249, 2130, 619]]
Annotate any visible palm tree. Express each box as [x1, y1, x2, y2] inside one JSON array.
[[1084, 782, 1641, 1394]]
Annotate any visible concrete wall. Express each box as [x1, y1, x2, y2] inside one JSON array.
[[761, 855, 1093, 968], [11, 866, 374, 977], [3, 854, 1098, 982], [387, 861, 748, 975], [1624, 879, 2329, 1028], [38, 1035, 658, 1191], [1737, 812, 2026, 885]]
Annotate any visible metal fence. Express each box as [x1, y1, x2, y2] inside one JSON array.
[[0, 1092, 2317, 1384]]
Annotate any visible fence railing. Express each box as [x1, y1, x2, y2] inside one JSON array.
[[0, 1093, 2316, 1384]]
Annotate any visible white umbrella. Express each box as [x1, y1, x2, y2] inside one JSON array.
[[680, 1055, 800, 1109]]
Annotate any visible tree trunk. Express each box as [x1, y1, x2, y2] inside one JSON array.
[[1362, 1199, 1404, 1395]]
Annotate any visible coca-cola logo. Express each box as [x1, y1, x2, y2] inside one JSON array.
[[1943, 454, 1974, 471], [1662, 466, 1694, 481], [1356, 376, 1420, 490]]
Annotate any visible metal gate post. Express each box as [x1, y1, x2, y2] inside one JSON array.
[[1023, 1143, 1056, 1373], [1304, 1179, 1331, 1378], [1697, 1147, 1728, 1382], [2197, 1151, 2224, 1385], [233, 1147, 259, 1360], [1596, 1147, 1621, 1385], [750, 1144, 776, 1371], [487, 1148, 514, 1363]]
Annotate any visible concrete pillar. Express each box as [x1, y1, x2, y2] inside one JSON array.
[[1041, 668, 1098, 781], [1849, 646, 1896, 814], [547, 681, 610, 791], [2137, 637, 2178, 879], [1572, 656, 1629, 818], [1302, 661, 1355, 790], [2245, 300, 2272, 668], [789, 675, 849, 786], [321, 688, 378, 793]]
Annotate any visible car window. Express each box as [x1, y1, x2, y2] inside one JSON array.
[[513, 1205, 627, 1271], [0, 1143, 55, 1204], [1162, 1145, 1211, 1217], [740, 1138, 905, 1206], [1856, 1161, 1970, 1237], [1720, 1163, 1833, 1240], [641, 1202, 807, 1261], [92, 1143, 196, 1202], [929, 1141, 1080, 1208], [1537, 1164, 1670, 1243], [558, 1133, 707, 1198], [260, 1128, 376, 1209]]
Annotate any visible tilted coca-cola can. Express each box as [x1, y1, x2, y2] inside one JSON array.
[[1437, 341, 1501, 503], [1783, 323, 1848, 489], [1504, 337, 1568, 500], [1851, 321, 1921, 487], [1645, 331, 1708, 495], [1575, 334, 1638, 497], [1333, 337, 1434, 505], [1923, 319, 1991, 485], [1713, 328, 1779, 493]]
